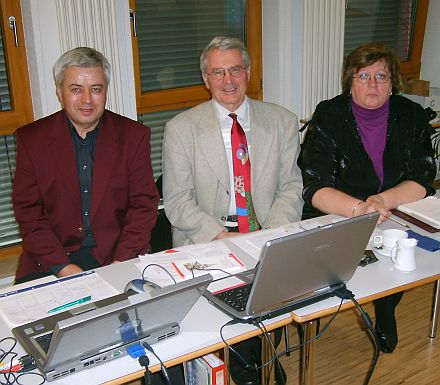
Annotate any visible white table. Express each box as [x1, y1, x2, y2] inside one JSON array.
[[0, 258, 292, 385], [293, 218, 440, 385], [2, 213, 438, 385]]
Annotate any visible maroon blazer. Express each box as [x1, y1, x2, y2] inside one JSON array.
[[13, 110, 159, 279]]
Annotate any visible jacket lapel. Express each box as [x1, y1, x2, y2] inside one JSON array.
[[196, 101, 230, 190], [249, 100, 274, 186], [50, 112, 82, 206], [91, 112, 118, 219]]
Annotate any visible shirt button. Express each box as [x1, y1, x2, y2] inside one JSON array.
[[83, 188, 89, 193], [82, 165, 87, 170], [84, 211, 89, 216]]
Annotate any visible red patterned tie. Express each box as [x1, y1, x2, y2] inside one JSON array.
[[229, 113, 260, 233]]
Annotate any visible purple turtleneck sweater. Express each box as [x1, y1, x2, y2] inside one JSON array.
[[351, 99, 390, 186]]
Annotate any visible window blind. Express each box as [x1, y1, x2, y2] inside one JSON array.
[[0, 23, 12, 111], [138, 107, 188, 181], [0, 134, 20, 247], [344, 0, 416, 61], [135, 0, 247, 181], [136, 0, 246, 92]]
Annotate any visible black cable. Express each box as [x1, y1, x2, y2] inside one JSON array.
[[142, 263, 177, 285], [138, 355, 152, 385], [189, 266, 234, 281], [219, 319, 256, 371], [334, 286, 380, 385], [284, 298, 345, 355], [350, 297, 380, 385], [15, 372, 45, 385], [142, 342, 171, 385], [254, 321, 283, 385], [0, 337, 18, 385], [219, 304, 344, 383], [0, 337, 45, 385]]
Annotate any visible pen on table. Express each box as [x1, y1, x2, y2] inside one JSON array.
[[48, 295, 92, 314], [388, 216, 410, 229]]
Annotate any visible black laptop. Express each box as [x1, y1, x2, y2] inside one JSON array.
[[204, 213, 379, 322]]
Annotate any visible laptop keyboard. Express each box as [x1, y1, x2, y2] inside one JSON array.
[[214, 283, 252, 311], [35, 332, 53, 353]]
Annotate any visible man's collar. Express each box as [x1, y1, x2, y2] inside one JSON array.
[[212, 97, 249, 122], [67, 117, 101, 139]]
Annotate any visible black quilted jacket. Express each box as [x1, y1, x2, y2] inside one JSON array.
[[299, 92, 436, 219]]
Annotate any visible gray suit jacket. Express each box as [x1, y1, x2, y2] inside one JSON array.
[[163, 98, 303, 246]]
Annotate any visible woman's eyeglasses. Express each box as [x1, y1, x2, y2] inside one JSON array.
[[353, 72, 391, 84]]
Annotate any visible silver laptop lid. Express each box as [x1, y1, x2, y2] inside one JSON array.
[[13, 274, 212, 378], [45, 274, 212, 371], [246, 212, 379, 316]]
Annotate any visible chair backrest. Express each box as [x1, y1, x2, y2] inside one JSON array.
[[150, 175, 172, 253]]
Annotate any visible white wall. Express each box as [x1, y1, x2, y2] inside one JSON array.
[[421, 0, 440, 88], [21, 1, 302, 122], [20, 0, 136, 120], [262, 0, 304, 117], [20, 0, 440, 121], [21, 0, 61, 119]]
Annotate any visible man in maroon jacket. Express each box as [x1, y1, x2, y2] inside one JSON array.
[[13, 47, 159, 283]]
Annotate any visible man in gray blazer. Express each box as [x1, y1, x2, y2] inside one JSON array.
[[163, 36, 303, 385]]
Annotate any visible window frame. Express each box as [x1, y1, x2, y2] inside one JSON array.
[[0, 0, 33, 265], [344, 0, 429, 83], [399, 0, 429, 82], [129, 0, 262, 115], [0, 0, 33, 136]]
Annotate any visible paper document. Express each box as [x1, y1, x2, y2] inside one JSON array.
[[228, 228, 289, 259], [138, 242, 246, 287], [0, 271, 118, 327], [207, 276, 248, 294], [228, 216, 347, 260], [397, 196, 440, 229]]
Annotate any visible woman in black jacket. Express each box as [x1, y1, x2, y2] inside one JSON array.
[[299, 42, 436, 353]]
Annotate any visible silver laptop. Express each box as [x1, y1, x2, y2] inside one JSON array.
[[13, 274, 212, 381], [204, 212, 379, 322]]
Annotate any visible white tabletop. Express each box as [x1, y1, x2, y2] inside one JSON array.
[[1, 211, 439, 384], [0, 257, 291, 385]]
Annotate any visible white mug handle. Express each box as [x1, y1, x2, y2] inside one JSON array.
[[391, 246, 399, 264]]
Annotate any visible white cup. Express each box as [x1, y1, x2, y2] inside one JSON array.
[[373, 229, 408, 254], [391, 238, 418, 271]]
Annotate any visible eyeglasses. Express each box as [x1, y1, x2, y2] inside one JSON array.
[[353, 72, 391, 84], [207, 66, 247, 80]]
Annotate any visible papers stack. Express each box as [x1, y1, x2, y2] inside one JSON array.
[[397, 196, 440, 230], [0, 272, 118, 328], [138, 242, 246, 288]]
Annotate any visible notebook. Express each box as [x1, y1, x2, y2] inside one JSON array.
[[204, 212, 379, 322], [396, 196, 440, 230], [12, 274, 212, 381]]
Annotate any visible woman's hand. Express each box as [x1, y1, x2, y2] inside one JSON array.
[[361, 194, 391, 224]]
